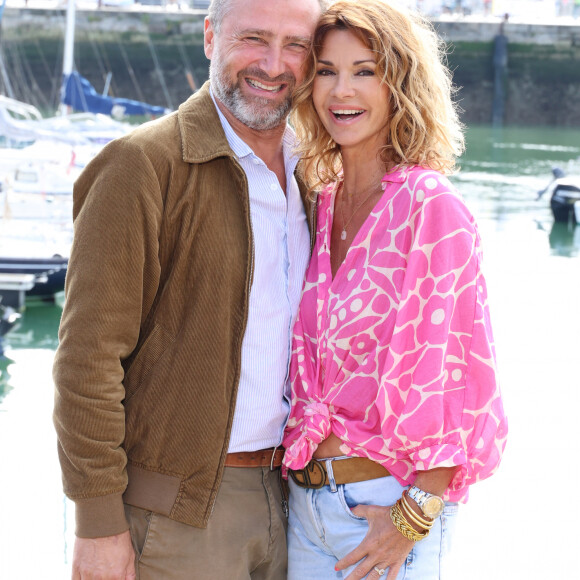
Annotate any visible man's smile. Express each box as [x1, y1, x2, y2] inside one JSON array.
[[246, 78, 285, 93]]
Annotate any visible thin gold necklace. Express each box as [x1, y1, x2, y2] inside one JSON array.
[[338, 181, 382, 241]]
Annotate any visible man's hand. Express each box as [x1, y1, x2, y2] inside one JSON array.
[[72, 530, 136, 580]]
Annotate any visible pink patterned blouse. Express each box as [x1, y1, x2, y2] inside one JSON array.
[[282, 166, 508, 502]]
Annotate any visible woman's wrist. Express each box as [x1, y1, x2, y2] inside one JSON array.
[[401, 492, 434, 532], [389, 467, 457, 540], [412, 466, 457, 497], [389, 497, 430, 541]]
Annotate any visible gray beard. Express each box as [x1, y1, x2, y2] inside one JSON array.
[[209, 59, 293, 131]]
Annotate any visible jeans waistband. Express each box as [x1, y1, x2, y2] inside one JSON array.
[[289, 456, 391, 492]]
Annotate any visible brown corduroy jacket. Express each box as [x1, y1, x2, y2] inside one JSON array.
[[53, 83, 316, 539]]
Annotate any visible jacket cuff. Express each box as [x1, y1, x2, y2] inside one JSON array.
[[74, 492, 129, 538]]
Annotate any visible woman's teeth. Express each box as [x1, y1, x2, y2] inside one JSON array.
[[332, 110, 364, 120]]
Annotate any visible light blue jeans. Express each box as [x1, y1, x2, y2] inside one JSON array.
[[287, 468, 458, 580]]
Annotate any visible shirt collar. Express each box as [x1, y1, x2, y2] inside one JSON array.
[[210, 87, 299, 170], [382, 166, 408, 185]]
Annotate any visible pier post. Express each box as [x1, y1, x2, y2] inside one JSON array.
[[492, 17, 509, 127]]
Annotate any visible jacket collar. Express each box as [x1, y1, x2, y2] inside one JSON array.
[[178, 81, 235, 164], [177, 81, 317, 248]]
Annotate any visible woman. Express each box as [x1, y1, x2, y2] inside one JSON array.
[[282, 1, 508, 579]]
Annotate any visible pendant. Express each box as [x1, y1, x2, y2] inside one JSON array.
[[341, 229, 347, 240]]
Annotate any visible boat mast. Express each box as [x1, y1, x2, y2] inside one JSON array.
[[0, 0, 14, 99], [59, 0, 76, 115]]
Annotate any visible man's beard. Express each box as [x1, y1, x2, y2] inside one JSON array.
[[210, 59, 295, 131]]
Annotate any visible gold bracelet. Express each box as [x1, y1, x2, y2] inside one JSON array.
[[401, 493, 433, 530], [400, 499, 432, 531], [401, 494, 432, 526], [390, 500, 430, 542]]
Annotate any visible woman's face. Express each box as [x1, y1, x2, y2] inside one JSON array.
[[312, 29, 390, 156]]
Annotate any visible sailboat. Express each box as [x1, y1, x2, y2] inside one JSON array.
[[0, 0, 169, 313], [59, 0, 170, 119]]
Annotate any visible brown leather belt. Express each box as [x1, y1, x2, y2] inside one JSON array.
[[289, 457, 390, 489], [224, 447, 285, 469]]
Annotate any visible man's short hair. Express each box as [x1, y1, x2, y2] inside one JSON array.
[[207, 0, 327, 33]]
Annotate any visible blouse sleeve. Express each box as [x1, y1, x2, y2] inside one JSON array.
[[374, 172, 507, 500]]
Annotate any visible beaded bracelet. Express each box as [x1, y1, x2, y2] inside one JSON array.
[[390, 499, 430, 542]]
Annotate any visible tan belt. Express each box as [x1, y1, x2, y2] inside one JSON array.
[[289, 457, 390, 489], [224, 447, 284, 469]]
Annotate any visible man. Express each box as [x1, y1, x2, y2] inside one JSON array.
[[52, 0, 323, 578]]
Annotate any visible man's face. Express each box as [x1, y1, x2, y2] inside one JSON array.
[[204, 0, 320, 131]]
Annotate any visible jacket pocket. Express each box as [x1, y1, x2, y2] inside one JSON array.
[[123, 323, 175, 402]]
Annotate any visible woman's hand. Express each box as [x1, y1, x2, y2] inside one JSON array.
[[336, 467, 457, 578], [335, 504, 414, 580]]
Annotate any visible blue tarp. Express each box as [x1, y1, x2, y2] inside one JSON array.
[[62, 71, 169, 118]]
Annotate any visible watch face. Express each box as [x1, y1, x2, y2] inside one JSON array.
[[422, 496, 445, 518]]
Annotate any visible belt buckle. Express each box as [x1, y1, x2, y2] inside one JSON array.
[[290, 460, 326, 489]]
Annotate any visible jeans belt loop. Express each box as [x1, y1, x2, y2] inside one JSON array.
[[325, 458, 338, 492]]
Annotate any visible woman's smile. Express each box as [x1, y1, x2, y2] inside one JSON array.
[[328, 106, 366, 122], [313, 29, 390, 154]]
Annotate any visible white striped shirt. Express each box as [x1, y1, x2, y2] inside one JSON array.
[[211, 93, 311, 453]]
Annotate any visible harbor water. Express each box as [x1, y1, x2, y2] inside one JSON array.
[[1, 125, 579, 579]]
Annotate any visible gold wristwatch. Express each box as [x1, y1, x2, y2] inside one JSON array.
[[407, 485, 445, 519]]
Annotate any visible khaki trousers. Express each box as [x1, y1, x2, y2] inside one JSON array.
[[125, 466, 287, 580]]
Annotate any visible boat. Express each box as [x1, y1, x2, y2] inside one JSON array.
[[0, 94, 130, 150], [0, 188, 72, 303], [0, 0, 170, 308], [62, 71, 170, 119], [538, 167, 580, 224], [58, 0, 169, 121], [0, 258, 68, 300], [0, 115, 79, 305]]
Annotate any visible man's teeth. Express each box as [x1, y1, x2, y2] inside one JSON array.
[[247, 79, 282, 92]]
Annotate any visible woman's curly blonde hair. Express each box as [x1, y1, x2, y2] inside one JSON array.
[[291, 0, 465, 191]]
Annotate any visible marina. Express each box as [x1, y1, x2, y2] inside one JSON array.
[[0, 1, 579, 578], [0, 0, 145, 311], [0, 2, 579, 125], [1, 125, 579, 578]]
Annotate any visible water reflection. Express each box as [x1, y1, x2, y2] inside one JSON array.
[[2, 301, 61, 350], [0, 354, 14, 401], [0, 302, 61, 401], [548, 222, 580, 257], [453, 125, 580, 232], [461, 126, 580, 174], [0, 302, 73, 580], [533, 220, 580, 258]]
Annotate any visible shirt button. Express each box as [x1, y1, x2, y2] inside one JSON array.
[[270, 183, 278, 191], [253, 158, 260, 164]]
